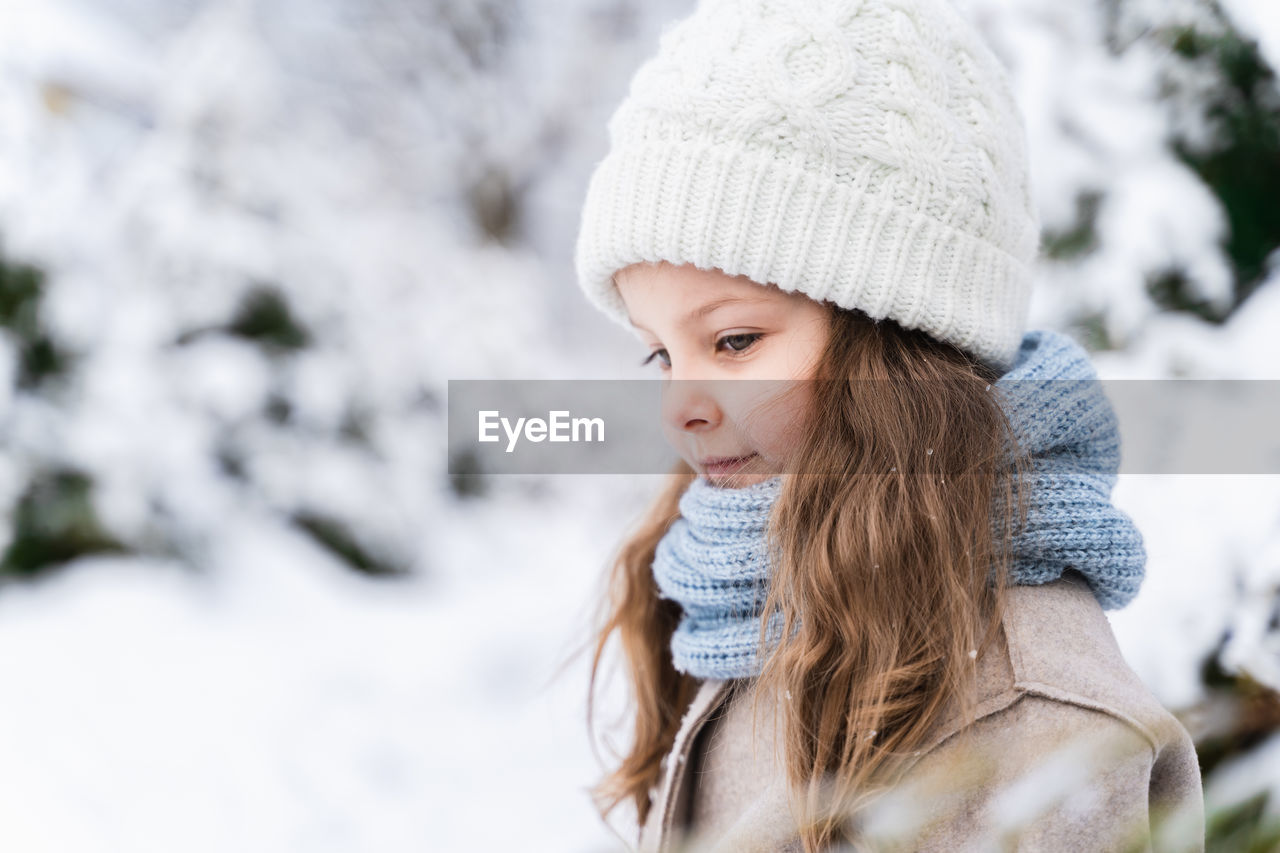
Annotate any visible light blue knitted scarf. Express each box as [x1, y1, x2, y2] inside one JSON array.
[[651, 329, 1145, 679]]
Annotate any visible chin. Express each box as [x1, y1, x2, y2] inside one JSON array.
[[705, 473, 769, 489]]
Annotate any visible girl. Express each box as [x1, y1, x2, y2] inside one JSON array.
[[572, 1, 1205, 850]]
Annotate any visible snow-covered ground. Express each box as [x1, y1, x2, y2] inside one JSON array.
[[0, 0, 1275, 850]]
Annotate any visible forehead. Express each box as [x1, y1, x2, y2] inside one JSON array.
[[615, 262, 780, 304]]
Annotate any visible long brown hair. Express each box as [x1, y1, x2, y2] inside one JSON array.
[[583, 304, 1031, 851]]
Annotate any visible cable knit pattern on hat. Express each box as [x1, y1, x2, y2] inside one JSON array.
[[651, 329, 1145, 679], [575, 0, 1041, 370]]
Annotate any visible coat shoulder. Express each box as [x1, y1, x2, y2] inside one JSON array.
[[897, 573, 1206, 850], [924, 570, 1192, 761], [890, 692, 1202, 852], [1001, 570, 1190, 756]]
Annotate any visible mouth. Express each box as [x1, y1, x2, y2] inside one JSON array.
[[699, 453, 758, 476]]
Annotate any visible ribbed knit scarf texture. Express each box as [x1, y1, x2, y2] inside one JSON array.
[[651, 329, 1146, 679]]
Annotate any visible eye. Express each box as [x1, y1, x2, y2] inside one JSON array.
[[641, 348, 670, 370], [718, 333, 762, 353], [639, 334, 763, 371]]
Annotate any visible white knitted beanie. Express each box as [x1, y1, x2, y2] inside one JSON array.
[[574, 0, 1040, 370]]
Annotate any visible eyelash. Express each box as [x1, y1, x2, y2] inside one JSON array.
[[640, 333, 764, 369]]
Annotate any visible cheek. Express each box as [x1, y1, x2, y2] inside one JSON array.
[[782, 325, 829, 379], [746, 327, 828, 383], [729, 382, 813, 463]]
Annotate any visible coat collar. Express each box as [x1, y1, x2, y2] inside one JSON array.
[[638, 676, 732, 853]]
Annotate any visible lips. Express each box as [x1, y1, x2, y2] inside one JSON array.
[[700, 453, 757, 475]]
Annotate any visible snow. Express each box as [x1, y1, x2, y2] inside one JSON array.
[[0, 0, 1274, 849]]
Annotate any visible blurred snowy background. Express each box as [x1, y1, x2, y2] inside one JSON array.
[[0, 0, 1277, 850]]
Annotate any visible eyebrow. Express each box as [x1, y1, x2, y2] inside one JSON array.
[[628, 295, 772, 334]]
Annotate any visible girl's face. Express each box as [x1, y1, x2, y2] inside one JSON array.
[[615, 261, 831, 488]]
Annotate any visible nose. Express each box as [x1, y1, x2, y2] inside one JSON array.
[[661, 376, 722, 435]]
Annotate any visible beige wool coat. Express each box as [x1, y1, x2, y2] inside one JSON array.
[[635, 572, 1205, 853]]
